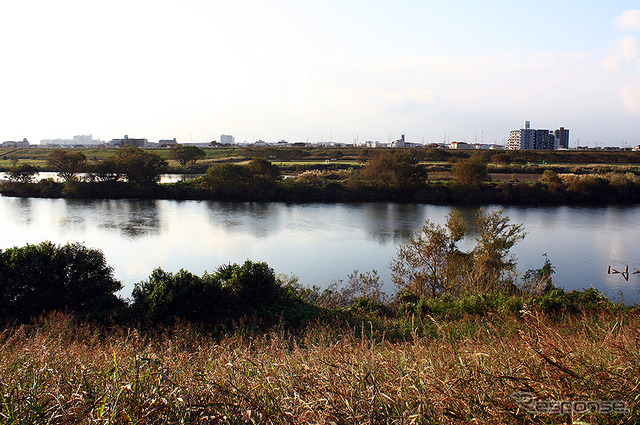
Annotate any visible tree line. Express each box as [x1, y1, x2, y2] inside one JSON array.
[[3, 148, 640, 204]]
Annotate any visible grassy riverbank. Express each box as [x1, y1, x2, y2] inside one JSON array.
[[1, 309, 637, 424]]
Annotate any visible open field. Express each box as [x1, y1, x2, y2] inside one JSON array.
[[0, 148, 242, 170], [272, 160, 361, 166], [0, 310, 638, 424]]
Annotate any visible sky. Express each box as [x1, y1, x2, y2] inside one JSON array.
[[1, 0, 639, 147]]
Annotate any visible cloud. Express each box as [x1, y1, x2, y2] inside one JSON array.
[[621, 36, 640, 61], [604, 36, 640, 71], [617, 9, 640, 31], [619, 83, 640, 115]]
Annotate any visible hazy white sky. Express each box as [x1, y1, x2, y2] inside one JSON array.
[[1, 0, 639, 146]]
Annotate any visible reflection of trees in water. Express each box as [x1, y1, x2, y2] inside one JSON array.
[[94, 200, 160, 239], [361, 203, 432, 244], [361, 204, 510, 245], [205, 201, 283, 238], [455, 206, 481, 238], [12, 198, 34, 226]]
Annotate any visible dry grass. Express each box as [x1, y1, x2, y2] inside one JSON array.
[[489, 173, 541, 183], [1, 310, 638, 424]]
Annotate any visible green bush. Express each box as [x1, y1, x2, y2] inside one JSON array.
[[6, 163, 38, 183], [0, 242, 123, 322], [132, 268, 228, 325], [132, 261, 319, 327]]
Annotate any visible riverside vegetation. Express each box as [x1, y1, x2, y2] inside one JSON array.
[[2, 146, 640, 204], [0, 209, 638, 424]]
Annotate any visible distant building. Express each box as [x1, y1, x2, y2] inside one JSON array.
[[535, 129, 556, 150], [506, 121, 567, 150], [159, 138, 178, 147], [554, 127, 570, 149], [2, 138, 30, 148], [40, 134, 101, 147], [391, 134, 406, 148], [448, 141, 473, 149], [220, 134, 235, 144], [110, 135, 147, 148]]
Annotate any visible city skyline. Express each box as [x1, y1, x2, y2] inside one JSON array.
[[1, 1, 639, 146]]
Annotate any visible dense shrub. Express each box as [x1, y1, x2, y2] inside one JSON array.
[[204, 162, 281, 200], [451, 155, 488, 186], [132, 268, 228, 325], [0, 242, 123, 322], [6, 163, 38, 183], [132, 260, 318, 327]]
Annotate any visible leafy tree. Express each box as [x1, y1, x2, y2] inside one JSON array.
[[470, 208, 526, 292], [391, 210, 468, 298], [46, 149, 87, 180], [392, 208, 525, 299], [205, 163, 250, 194], [115, 146, 167, 186], [0, 242, 122, 321], [170, 144, 207, 166], [362, 151, 425, 190], [88, 157, 124, 182], [246, 158, 281, 179], [521, 253, 555, 295], [451, 155, 488, 186], [7, 163, 38, 183]]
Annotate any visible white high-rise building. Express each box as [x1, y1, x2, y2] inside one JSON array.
[[506, 121, 560, 150], [220, 134, 235, 144]]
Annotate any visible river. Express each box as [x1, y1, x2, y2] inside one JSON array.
[[1, 196, 639, 303]]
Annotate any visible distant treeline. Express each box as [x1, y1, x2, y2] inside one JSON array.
[[3, 149, 640, 204], [237, 146, 640, 165]]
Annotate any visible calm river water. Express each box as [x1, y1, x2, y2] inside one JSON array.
[[1, 196, 639, 303]]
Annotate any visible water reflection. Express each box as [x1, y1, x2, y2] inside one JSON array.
[[10, 197, 35, 226], [94, 200, 161, 239], [1, 196, 640, 302], [361, 203, 432, 244], [205, 201, 285, 238]]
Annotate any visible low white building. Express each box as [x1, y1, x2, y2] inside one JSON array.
[[448, 141, 473, 149], [2, 138, 30, 148]]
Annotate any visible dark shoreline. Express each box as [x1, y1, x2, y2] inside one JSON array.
[[3, 176, 640, 206]]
